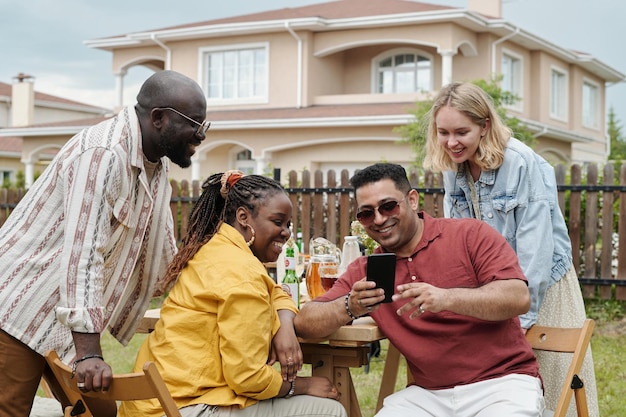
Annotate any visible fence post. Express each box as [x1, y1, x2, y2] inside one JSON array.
[[600, 164, 615, 299], [582, 164, 598, 298], [618, 165, 626, 300], [288, 171, 300, 243], [179, 180, 191, 242], [338, 170, 352, 245], [312, 170, 325, 240], [170, 180, 180, 243], [326, 170, 337, 244], [301, 170, 312, 254], [569, 165, 582, 276]]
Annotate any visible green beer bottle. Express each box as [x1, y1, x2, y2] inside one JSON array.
[[282, 244, 300, 307]]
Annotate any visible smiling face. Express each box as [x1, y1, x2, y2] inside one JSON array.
[[435, 105, 489, 167], [157, 104, 207, 168], [355, 179, 421, 257], [138, 71, 208, 166], [157, 119, 203, 168], [245, 192, 293, 263]]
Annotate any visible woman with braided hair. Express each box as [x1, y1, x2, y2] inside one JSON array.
[[120, 171, 346, 417]]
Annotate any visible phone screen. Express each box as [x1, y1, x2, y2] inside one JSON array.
[[366, 253, 396, 303]]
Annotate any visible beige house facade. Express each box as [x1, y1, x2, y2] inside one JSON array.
[[1, 0, 624, 185], [0, 75, 110, 186]]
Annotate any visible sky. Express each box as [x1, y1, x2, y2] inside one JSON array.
[[1, 0, 624, 120]]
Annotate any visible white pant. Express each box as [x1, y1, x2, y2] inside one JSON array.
[[375, 374, 545, 417], [177, 395, 346, 417]]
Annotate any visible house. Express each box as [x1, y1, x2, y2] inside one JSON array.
[[0, 74, 110, 186], [2, 0, 624, 186]]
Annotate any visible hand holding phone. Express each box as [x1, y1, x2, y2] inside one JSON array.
[[366, 253, 396, 303]]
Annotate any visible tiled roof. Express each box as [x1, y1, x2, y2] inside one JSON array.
[[0, 137, 56, 157], [206, 102, 417, 120], [0, 136, 23, 153], [0, 81, 105, 110], [6, 102, 416, 129], [106, 0, 455, 36]]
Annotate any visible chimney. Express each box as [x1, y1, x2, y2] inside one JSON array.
[[11, 73, 35, 127], [468, 0, 502, 18]]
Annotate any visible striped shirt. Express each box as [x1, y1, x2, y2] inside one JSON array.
[[0, 106, 177, 361]]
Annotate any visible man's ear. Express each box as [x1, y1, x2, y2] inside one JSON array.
[[407, 189, 420, 210], [151, 108, 165, 129]]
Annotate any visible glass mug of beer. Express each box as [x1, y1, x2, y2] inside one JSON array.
[[305, 237, 340, 300], [319, 261, 339, 292]]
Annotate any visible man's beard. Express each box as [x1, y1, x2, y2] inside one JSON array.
[[159, 126, 192, 168]]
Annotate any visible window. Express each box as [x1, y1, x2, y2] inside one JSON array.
[[1, 170, 11, 186], [234, 149, 255, 174], [203, 44, 268, 102], [550, 68, 568, 120], [501, 51, 522, 109], [582, 80, 600, 129], [375, 50, 432, 94]]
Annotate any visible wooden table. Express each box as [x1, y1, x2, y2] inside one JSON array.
[[137, 309, 386, 417]]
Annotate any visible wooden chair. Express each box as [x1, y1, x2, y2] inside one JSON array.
[[376, 319, 595, 417], [526, 318, 595, 417], [44, 350, 182, 417]]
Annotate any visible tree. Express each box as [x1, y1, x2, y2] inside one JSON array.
[[395, 77, 535, 166], [607, 106, 626, 162]]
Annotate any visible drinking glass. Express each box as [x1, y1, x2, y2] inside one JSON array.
[[306, 237, 340, 300], [319, 261, 339, 292]]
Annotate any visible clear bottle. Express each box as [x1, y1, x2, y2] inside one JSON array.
[[282, 244, 300, 307], [339, 236, 361, 275]]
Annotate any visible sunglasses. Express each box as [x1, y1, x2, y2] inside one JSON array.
[[158, 107, 211, 136], [356, 199, 403, 226]]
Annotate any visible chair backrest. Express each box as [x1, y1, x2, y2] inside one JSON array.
[[525, 318, 595, 417], [44, 350, 182, 417]]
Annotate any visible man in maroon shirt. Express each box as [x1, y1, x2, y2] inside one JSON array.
[[295, 163, 544, 416]]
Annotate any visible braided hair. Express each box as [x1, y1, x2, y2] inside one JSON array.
[[163, 172, 286, 286]]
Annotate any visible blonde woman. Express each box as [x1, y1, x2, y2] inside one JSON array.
[[424, 82, 598, 417]]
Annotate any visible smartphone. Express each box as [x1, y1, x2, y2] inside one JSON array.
[[366, 253, 396, 303]]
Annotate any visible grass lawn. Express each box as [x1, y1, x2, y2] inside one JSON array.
[[41, 299, 626, 416]]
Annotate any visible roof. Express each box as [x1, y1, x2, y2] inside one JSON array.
[[0, 102, 417, 137], [0, 136, 22, 153], [97, 0, 454, 36], [84, 0, 623, 82], [207, 102, 417, 120], [0, 81, 108, 112]]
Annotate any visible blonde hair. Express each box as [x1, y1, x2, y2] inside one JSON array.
[[423, 82, 511, 172]]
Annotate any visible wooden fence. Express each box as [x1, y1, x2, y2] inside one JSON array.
[[1, 163, 625, 300]]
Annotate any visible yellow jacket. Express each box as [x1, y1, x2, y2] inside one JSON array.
[[119, 223, 297, 417]]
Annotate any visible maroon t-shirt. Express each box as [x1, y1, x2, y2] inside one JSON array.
[[317, 212, 539, 390]]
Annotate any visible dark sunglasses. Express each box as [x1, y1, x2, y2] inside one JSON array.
[[356, 199, 403, 226]]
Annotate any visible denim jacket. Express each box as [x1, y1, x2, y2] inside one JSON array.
[[443, 138, 573, 328]]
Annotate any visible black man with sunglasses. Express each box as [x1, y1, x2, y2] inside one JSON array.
[[0, 70, 209, 417]]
